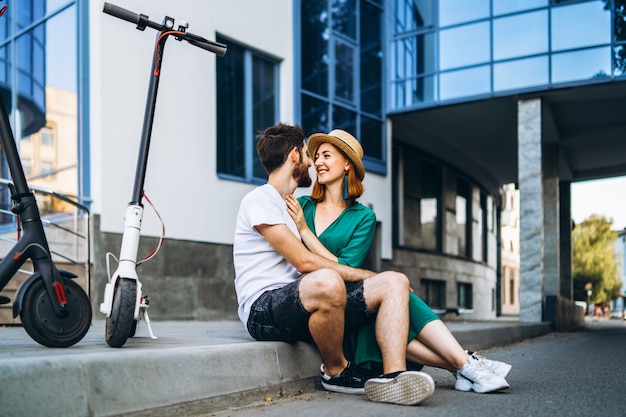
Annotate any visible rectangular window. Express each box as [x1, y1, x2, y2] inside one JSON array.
[[421, 279, 445, 310], [216, 35, 279, 182], [456, 178, 470, 257], [400, 150, 442, 252], [457, 282, 473, 310], [40, 128, 54, 146], [480, 192, 488, 262]]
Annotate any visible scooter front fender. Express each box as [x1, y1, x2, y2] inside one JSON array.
[[12, 270, 78, 318]]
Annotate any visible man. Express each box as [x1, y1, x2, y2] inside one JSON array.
[[233, 123, 435, 406]]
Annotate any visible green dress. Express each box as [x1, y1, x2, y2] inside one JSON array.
[[298, 196, 439, 373]]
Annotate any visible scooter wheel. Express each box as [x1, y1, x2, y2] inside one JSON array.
[[105, 278, 137, 348], [20, 277, 92, 348]]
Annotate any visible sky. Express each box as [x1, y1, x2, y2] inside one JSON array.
[[571, 176, 626, 231]]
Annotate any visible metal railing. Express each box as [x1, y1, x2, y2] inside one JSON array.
[[0, 178, 91, 297]]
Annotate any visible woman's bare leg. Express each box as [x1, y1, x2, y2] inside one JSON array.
[[414, 320, 469, 371]]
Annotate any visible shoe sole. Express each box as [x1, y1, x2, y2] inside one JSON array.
[[472, 380, 510, 394], [320, 381, 365, 395], [364, 371, 435, 406]]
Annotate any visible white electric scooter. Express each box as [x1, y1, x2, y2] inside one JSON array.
[[99, 3, 226, 348]]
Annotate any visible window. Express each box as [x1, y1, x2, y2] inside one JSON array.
[[216, 35, 279, 182], [40, 128, 54, 146], [457, 282, 473, 310], [399, 148, 442, 251], [479, 192, 488, 262], [439, 0, 489, 27], [299, 0, 386, 174], [421, 279, 445, 310], [456, 178, 470, 257], [493, 11, 548, 61]]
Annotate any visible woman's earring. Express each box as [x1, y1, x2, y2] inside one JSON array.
[[343, 172, 349, 200]]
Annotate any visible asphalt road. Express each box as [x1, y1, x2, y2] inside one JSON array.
[[205, 318, 626, 417]]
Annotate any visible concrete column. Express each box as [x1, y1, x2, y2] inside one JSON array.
[[542, 144, 559, 298], [518, 98, 544, 323], [559, 181, 573, 299]]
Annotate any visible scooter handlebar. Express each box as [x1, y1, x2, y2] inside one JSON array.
[[102, 2, 227, 57]]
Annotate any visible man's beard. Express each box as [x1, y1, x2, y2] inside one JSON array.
[[293, 157, 312, 187]]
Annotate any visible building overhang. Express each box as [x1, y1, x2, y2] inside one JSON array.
[[390, 79, 626, 194]]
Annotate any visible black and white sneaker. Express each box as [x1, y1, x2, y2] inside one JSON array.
[[320, 362, 373, 394], [365, 371, 435, 406]]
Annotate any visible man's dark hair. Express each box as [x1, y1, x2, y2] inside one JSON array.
[[256, 123, 305, 174]]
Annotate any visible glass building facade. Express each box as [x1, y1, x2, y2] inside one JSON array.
[[390, 0, 624, 109], [0, 0, 84, 212]]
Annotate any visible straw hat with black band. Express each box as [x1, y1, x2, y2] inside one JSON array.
[[307, 129, 365, 181]]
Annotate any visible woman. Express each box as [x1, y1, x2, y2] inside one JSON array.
[[286, 129, 511, 393]]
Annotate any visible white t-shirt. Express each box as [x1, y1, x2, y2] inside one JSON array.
[[233, 184, 301, 326]]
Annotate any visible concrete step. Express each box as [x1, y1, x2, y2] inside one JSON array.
[[0, 319, 552, 417]]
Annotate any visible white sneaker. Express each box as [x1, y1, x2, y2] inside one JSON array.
[[466, 350, 512, 377], [458, 363, 509, 393], [365, 371, 435, 406]]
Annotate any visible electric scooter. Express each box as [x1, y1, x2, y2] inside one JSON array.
[[0, 3, 92, 348], [98, 3, 227, 348]]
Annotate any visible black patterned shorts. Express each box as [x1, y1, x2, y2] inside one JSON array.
[[246, 277, 374, 343]]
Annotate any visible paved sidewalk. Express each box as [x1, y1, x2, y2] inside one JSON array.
[[0, 319, 551, 417]]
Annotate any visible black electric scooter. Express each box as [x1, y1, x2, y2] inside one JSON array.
[[0, 4, 92, 347], [99, 3, 226, 348]]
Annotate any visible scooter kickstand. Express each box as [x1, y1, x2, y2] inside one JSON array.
[[139, 296, 157, 339]]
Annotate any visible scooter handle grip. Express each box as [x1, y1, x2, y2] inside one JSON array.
[[103, 2, 140, 26]]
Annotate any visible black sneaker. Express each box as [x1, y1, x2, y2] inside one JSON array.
[[320, 362, 374, 394]]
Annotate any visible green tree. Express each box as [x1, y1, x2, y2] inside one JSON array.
[[572, 215, 621, 304]]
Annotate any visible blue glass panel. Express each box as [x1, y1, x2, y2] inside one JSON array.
[[616, 4, 626, 42], [551, 1, 610, 51], [216, 37, 245, 178], [302, 1, 329, 96], [439, 0, 489, 27], [440, 66, 490, 101], [46, 6, 76, 92], [494, 56, 548, 91], [614, 45, 626, 76], [391, 74, 437, 108], [493, 0, 547, 16], [47, 0, 71, 12], [252, 55, 276, 179], [493, 11, 548, 60], [391, 32, 436, 81], [16, 33, 33, 81], [395, 0, 435, 32], [335, 41, 355, 103], [440, 22, 489, 70], [332, 0, 356, 40], [0, 46, 7, 84], [301, 94, 329, 136], [361, 0, 382, 116], [360, 115, 383, 159], [552, 46, 611, 83], [332, 105, 357, 135]]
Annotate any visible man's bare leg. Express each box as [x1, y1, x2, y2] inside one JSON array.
[[363, 271, 410, 374], [299, 269, 348, 376]]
